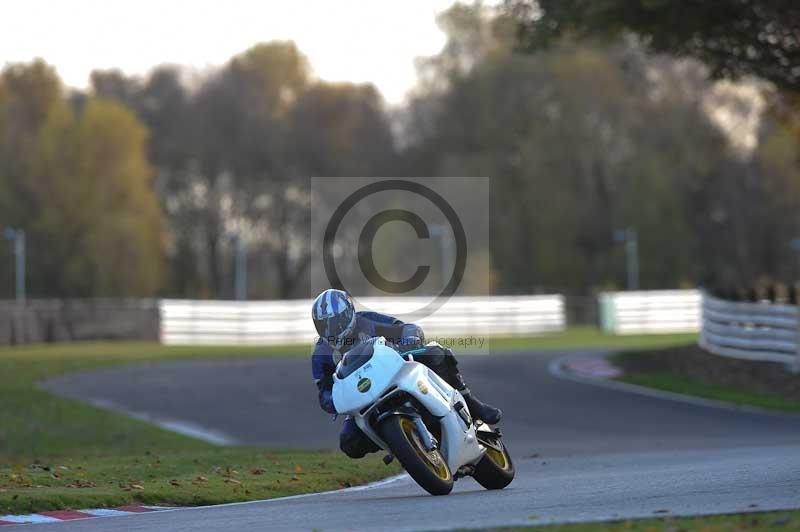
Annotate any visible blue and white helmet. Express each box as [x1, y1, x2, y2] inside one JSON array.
[[312, 289, 356, 347]]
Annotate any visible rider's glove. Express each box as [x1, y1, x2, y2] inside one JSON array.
[[318, 389, 337, 414], [316, 375, 336, 414]]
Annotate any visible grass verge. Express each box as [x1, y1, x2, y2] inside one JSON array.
[[617, 372, 800, 412], [1, 449, 392, 514], [0, 343, 307, 460], [489, 327, 697, 352], [0, 342, 401, 514], [611, 344, 800, 413], [478, 509, 800, 531]]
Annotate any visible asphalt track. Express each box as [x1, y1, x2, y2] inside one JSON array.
[[35, 349, 800, 531]]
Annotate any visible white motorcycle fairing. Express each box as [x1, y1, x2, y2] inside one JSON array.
[[331, 337, 485, 473]]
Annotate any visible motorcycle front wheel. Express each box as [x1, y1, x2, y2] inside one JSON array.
[[379, 415, 453, 496]]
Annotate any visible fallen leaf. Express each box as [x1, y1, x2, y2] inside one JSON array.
[[225, 478, 241, 485], [294, 465, 303, 473], [195, 476, 208, 482], [169, 480, 181, 487], [68, 480, 97, 488], [131, 484, 145, 490]]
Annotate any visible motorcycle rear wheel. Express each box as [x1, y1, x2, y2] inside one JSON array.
[[473, 433, 515, 490], [379, 415, 453, 496]]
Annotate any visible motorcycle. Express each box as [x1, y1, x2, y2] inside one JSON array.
[[331, 336, 514, 495]]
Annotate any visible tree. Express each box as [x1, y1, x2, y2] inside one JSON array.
[[282, 82, 397, 297], [0, 62, 165, 297], [507, 0, 800, 91], [91, 67, 197, 294], [506, 0, 800, 290], [403, 5, 743, 294], [30, 99, 165, 296], [89, 42, 399, 299], [0, 61, 63, 224], [684, 119, 800, 288], [287, 82, 396, 177], [174, 41, 311, 298], [92, 66, 190, 172]]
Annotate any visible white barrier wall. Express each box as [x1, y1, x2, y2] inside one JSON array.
[[598, 290, 701, 335], [699, 293, 800, 368], [160, 295, 566, 345]]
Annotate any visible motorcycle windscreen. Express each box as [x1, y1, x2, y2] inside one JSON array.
[[336, 340, 375, 379]]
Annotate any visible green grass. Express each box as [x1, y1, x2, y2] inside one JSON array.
[[611, 351, 800, 413], [477, 509, 800, 531], [0, 341, 403, 514], [616, 371, 800, 412], [0, 330, 697, 514], [0, 342, 308, 460], [1, 449, 393, 514], [488, 327, 697, 352]]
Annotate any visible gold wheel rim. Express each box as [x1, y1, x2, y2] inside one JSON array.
[[399, 417, 451, 481], [485, 442, 510, 471]]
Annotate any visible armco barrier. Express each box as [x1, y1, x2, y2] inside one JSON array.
[[699, 292, 800, 369], [598, 290, 701, 335], [159, 295, 566, 345]]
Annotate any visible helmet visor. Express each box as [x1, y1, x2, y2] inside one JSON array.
[[313, 307, 354, 342]]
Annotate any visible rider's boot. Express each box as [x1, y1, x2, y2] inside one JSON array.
[[432, 349, 503, 425], [462, 391, 503, 425]]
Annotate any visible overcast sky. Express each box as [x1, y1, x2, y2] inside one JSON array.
[[1, 0, 465, 104]]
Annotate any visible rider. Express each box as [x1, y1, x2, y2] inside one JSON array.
[[311, 288, 503, 459]]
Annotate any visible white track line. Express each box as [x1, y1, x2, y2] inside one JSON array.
[[182, 473, 409, 509], [85, 398, 239, 445], [81, 509, 143, 517], [0, 515, 62, 524]]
